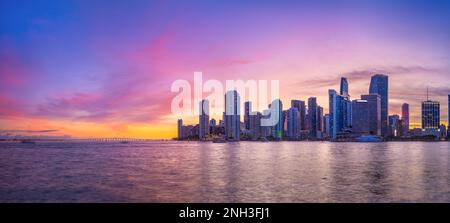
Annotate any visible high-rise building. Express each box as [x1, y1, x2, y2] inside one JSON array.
[[177, 119, 183, 140], [361, 94, 381, 136], [329, 90, 341, 140], [282, 110, 287, 135], [422, 100, 440, 129], [351, 99, 370, 134], [328, 89, 351, 139], [401, 103, 409, 134], [249, 112, 262, 140], [308, 97, 318, 139], [369, 74, 388, 137], [340, 77, 352, 129], [317, 106, 324, 132], [324, 114, 330, 137], [244, 101, 252, 130], [286, 107, 300, 139], [261, 109, 272, 138], [199, 99, 210, 139], [270, 99, 283, 140], [328, 77, 352, 140], [291, 100, 306, 130], [224, 90, 240, 140], [340, 77, 349, 98], [448, 95, 450, 137]]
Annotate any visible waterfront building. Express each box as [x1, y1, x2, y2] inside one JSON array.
[[329, 90, 342, 139], [224, 90, 241, 140], [286, 107, 300, 139], [199, 99, 210, 139], [401, 103, 409, 135], [291, 100, 306, 130], [317, 106, 324, 133], [249, 112, 262, 140], [308, 97, 318, 139], [244, 101, 252, 131], [351, 99, 370, 135], [261, 109, 272, 138], [328, 77, 353, 140], [369, 74, 389, 137], [270, 99, 283, 140], [182, 125, 195, 139], [422, 100, 440, 130], [361, 94, 381, 136], [324, 114, 330, 138], [328, 89, 350, 139], [177, 119, 183, 140]]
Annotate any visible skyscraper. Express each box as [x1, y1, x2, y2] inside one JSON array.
[[351, 99, 370, 134], [369, 74, 388, 137], [329, 90, 341, 140], [308, 97, 318, 139], [317, 106, 323, 133], [401, 103, 409, 134], [448, 95, 450, 137], [340, 77, 349, 98], [324, 114, 330, 138], [249, 112, 262, 140], [261, 109, 272, 138], [199, 99, 210, 139], [244, 101, 252, 130], [177, 119, 183, 140], [224, 90, 240, 140], [286, 107, 300, 139], [271, 99, 283, 140], [328, 89, 349, 139], [291, 100, 306, 130], [327, 77, 352, 140], [422, 100, 440, 129], [361, 94, 381, 136]]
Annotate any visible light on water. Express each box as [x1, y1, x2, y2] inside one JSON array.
[[0, 141, 449, 202]]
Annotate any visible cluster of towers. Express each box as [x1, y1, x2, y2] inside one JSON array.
[[178, 74, 450, 141], [328, 74, 390, 140]]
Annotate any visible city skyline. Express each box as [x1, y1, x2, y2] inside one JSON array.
[[1, 0, 450, 138], [177, 73, 449, 142]]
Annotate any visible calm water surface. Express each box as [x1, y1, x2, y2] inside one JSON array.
[[1, 141, 449, 202]]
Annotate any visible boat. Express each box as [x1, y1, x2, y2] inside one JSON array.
[[120, 141, 130, 144]]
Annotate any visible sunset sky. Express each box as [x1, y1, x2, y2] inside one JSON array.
[[1, 0, 449, 138]]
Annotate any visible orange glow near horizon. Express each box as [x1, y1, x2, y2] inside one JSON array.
[[1, 1, 449, 139]]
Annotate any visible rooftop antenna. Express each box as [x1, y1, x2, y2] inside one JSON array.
[[427, 87, 429, 101]]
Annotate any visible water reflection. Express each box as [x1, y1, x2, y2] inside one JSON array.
[[0, 141, 449, 202]]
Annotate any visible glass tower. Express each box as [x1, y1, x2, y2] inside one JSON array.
[[369, 74, 388, 137], [224, 90, 240, 140], [422, 100, 440, 129]]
